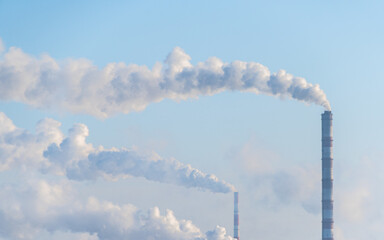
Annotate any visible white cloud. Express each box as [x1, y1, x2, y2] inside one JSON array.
[[0, 43, 330, 118], [206, 226, 233, 240], [232, 137, 384, 239], [0, 38, 4, 54], [333, 154, 384, 240], [0, 112, 63, 171], [338, 184, 370, 222], [0, 180, 233, 240], [0, 112, 234, 193], [231, 137, 321, 214]]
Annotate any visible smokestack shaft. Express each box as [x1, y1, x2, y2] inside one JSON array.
[[322, 111, 334, 240], [234, 192, 239, 240]]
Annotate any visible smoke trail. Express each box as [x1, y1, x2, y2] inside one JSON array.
[[0, 40, 330, 118], [0, 112, 234, 193], [43, 123, 235, 193]]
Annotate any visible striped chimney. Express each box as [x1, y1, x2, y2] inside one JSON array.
[[234, 192, 239, 240], [322, 111, 334, 240]]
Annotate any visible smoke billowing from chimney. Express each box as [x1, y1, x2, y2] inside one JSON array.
[[0, 41, 330, 118], [0, 112, 235, 193]]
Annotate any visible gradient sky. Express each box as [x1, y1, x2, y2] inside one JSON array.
[[1, 1, 384, 239]]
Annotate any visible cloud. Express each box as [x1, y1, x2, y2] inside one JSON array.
[[334, 154, 384, 240], [232, 137, 321, 214], [0, 112, 63, 171], [206, 226, 233, 240], [270, 167, 320, 214], [0, 44, 330, 118], [0, 112, 234, 193], [232, 138, 384, 239], [0, 38, 4, 54], [0, 180, 233, 240], [294, 153, 384, 240]]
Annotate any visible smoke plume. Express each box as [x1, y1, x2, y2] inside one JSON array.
[[0, 41, 330, 118], [0, 112, 234, 193]]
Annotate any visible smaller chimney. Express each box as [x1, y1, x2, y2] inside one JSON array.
[[234, 192, 239, 240]]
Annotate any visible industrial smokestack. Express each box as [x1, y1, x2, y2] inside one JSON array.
[[321, 111, 334, 240], [234, 192, 239, 240]]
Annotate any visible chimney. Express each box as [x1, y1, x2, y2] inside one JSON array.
[[321, 111, 334, 240], [234, 192, 239, 240]]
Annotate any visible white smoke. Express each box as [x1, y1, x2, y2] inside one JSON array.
[[0, 42, 330, 118], [0, 112, 234, 193], [0, 180, 233, 240]]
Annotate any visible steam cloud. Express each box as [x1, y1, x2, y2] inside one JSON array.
[[0, 40, 330, 118], [0, 112, 234, 193], [0, 180, 233, 240]]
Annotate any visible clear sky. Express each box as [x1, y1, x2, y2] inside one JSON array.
[[0, 1, 384, 239]]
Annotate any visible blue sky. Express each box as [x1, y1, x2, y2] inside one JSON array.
[[0, 1, 384, 239]]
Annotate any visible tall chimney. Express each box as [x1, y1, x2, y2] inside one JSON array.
[[321, 111, 334, 240], [234, 192, 239, 240]]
